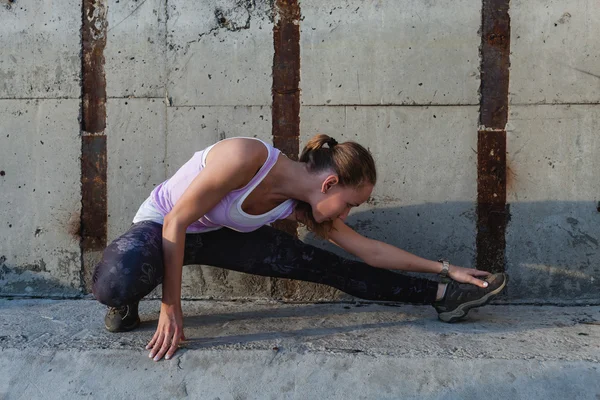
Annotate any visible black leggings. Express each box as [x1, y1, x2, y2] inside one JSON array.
[[92, 221, 439, 307]]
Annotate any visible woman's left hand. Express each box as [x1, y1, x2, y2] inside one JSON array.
[[448, 265, 491, 288]]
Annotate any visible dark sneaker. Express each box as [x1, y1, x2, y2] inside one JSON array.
[[433, 273, 508, 323], [104, 302, 141, 332]]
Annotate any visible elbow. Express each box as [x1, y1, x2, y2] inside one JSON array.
[[163, 212, 185, 232]]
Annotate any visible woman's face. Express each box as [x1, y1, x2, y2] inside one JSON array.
[[312, 176, 373, 223]]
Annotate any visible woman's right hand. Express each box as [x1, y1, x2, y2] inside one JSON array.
[[146, 302, 186, 361]]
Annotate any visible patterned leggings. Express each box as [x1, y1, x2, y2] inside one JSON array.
[[92, 221, 439, 307]]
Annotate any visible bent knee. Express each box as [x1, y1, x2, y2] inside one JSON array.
[[92, 264, 132, 307]]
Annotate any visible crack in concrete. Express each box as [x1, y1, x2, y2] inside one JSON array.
[[108, 0, 150, 33]]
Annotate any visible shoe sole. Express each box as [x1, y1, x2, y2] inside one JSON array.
[[105, 318, 141, 333], [437, 274, 508, 323]]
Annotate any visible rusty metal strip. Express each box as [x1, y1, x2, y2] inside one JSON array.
[[271, 0, 300, 237], [82, 0, 108, 134], [81, 135, 107, 251], [81, 0, 108, 290], [270, 0, 301, 299], [477, 130, 508, 273], [477, 0, 510, 273], [480, 0, 510, 129]]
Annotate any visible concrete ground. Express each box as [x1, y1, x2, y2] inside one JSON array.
[[0, 299, 599, 399]]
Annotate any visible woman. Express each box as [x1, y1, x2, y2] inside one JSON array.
[[92, 134, 507, 362]]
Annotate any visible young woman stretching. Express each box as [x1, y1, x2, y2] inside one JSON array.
[[92, 134, 507, 361]]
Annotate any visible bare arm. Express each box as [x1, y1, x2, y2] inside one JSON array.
[[327, 218, 490, 285], [147, 138, 267, 361], [327, 218, 443, 273]]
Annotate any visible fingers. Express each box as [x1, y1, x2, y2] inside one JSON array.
[[148, 332, 164, 359], [470, 276, 489, 288], [165, 330, 181, 360], [146, 331, 159, 350], [153, 332, 173, 361], [148, 330, 183, 361], [471, 269, 492, 277]]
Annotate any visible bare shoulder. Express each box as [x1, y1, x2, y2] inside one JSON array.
[[204, 137, 268, 168]]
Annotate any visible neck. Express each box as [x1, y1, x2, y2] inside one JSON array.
[[270, 156, 320, 204]]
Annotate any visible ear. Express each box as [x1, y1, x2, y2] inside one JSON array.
[[321, 174, 339, 194]]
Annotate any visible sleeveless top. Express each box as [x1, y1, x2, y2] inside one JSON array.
[[132, 137, 296, 233]]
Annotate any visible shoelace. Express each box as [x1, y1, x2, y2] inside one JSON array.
[[107, 306, 128, 317]]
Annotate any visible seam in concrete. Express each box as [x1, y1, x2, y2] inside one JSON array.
[[476, 0, 510, 274], [164, 0, 170, 180], [301, 103, 481, 107], [1, 100, 599, 106], [0, 97, 80, 100]]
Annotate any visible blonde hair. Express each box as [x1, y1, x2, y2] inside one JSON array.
[[295, 134, 377, 238]]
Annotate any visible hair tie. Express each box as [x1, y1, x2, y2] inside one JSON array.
[[327, 138, 338, 148]]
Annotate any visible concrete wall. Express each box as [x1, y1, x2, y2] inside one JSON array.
[[0, 0, 598, 303]]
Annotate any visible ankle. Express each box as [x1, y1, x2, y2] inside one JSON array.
[[435, 283, 448, 301]]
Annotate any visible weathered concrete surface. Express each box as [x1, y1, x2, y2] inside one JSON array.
[[166, 106, 273, 300], [106, 99, 167, 242], [166, 106, 272, 175], [1, 0, 599, 305], [0, 300, 599, 399], [510, 0, 600, 104], [166, 0, 274, 106], [300, 0, 481, 105], [0, 0, 81, 99], [105, 0, 167, 98], [0, 100, 81, 296], [290, 105, 479, 300], [301, 106, 478, 260], [505, 105, 600, 302]]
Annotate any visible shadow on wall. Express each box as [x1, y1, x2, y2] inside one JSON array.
[[0, 255, 82, 299], [0, 201, 599, 304], [303, 201, 600, 304]]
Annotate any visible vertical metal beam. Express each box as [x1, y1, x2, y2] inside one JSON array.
[[271, 0, 300, 238], [477, 0, 511, 273], [81, 0, 108, 291]]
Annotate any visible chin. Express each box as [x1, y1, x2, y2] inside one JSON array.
[[313, 213, 326, 224]]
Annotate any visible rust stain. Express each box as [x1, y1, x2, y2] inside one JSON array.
[[477, 0, 510, 273], [480, 1, 511, 130], [477, 130, 508, 273], [272, 0, 300, 238], [67, 210, 82, 240], [505, 160, 517, 193], [81, 135, 107, 250], [81, 0, 108, 289], [82, 0, 108, 134], [271, 0, 301, 299]]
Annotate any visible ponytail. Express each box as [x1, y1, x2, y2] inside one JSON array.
[[295, 134, 376, 238]]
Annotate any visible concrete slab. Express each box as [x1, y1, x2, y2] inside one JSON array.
[[294, 105, 479, 296], [0, 300, 599, 399], [166, 0, 273, 106], [166, 105, 272, 176], [106, 99, 167, 242], [0, 100, 81, 296], [105, 0, 167, 98], [301, 106, 479, 205], [505, 105, 600, 302], [300, 0, 481, 106], [510, 0, 600, 104], [0, 0, 81, 99], [165, 105, 273, 299]]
